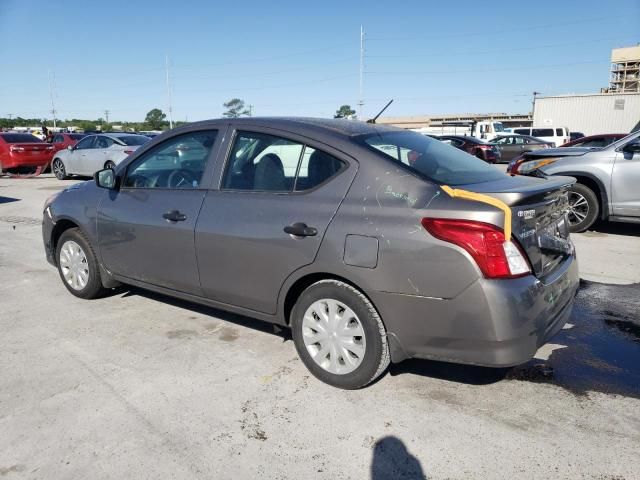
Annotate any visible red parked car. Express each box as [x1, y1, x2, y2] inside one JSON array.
[[437, 135, 502, 163], [561, 133, 627, 148], [47, 132, 87, 155], [0, 133, 54, 174]]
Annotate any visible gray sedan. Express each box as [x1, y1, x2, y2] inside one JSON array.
[[42, 118, 579, 389], [490, 134, 554, 162]]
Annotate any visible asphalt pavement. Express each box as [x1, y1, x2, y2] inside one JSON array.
[[1, 174, 639, 480]]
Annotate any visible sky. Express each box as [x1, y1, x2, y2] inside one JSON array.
[[0, 0, 639, 123]]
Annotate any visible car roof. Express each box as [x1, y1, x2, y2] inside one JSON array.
[[176, 117, 402, 140]]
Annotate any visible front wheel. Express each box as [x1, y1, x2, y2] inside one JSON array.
[[291, 280, 390, 389], [52, 158, 68, 180], [104, 160, 116, 170], [56, 228, 107, 299], [567, 183, 599, 233]]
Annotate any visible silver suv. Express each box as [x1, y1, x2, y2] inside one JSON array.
[[508, 131, 640, 232]]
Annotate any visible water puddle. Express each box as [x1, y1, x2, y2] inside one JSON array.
[[507, 280, 640, 398]]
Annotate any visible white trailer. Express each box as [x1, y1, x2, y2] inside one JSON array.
[[533, 93, 640, 136], [412, 120, 506, 141]]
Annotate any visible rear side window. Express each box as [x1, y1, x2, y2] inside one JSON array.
[[555, 128, 564, 136], [95, 136, 114, 149], [0, 133, 42, 143], [222, 131, 344, 192], [116, 135, 150, 146], [358, 131, 503, 186], [532, 128, 554, 137], [513, 128, 530, 135]]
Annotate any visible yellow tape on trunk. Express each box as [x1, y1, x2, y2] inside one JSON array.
[[441, 185, 512, 240]]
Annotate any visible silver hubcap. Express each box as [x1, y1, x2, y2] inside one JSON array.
[[567, 191, 589, 226], [302, 299, 366, 375], [59, 240, 89, 291], [53, 160, 63, 178]]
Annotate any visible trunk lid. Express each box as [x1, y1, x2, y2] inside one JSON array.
[[10, 142, 53, 158], [461, 175, 575, 278]]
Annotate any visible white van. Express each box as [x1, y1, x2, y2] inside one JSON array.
[[512, 127, 570, 147]]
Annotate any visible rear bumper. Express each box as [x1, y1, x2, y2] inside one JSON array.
[[2, 153, 51, 169], [371, 253, 579, 367]]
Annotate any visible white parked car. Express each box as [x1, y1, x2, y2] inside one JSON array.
[[511, 127, 570, 147], [52, 133, 150, 180]]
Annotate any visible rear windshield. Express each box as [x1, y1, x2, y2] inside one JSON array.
[[0, 133, 43, 143], [356, 131, 504, 186], [115, 135, 150, 146]]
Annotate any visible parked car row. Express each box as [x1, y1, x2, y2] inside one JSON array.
[[51, 133, 151, 179], [0, 130, 154, 177]]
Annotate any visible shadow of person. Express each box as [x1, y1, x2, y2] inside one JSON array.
[[371, 436, 427, 479]]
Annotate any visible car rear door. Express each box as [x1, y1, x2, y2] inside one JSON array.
[[195, 126, 357, 314], [97, 128, 223, 295]]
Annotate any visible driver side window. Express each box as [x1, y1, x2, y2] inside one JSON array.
[[123, 130, 217, 189], [75, 136, 95, 150]]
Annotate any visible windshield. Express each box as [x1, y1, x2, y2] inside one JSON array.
[[357, 131, 504, 186], [115, 135, 150, 146], [493, 122, 504, 132], [0, 133, 43, 143]]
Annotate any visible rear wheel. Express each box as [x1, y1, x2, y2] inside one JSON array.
[[56, 228, 107, 299], [52, 158, 68, 180], [567, 183, 599, 233], [291, 280, 390, 389]]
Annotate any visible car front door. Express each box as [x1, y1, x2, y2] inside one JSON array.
[[67, 135, 95, 173], [195, 128, 356, 314], [611, 137, 640, 217], [79, 135, 111, 175], [97, 128, 222, 295]]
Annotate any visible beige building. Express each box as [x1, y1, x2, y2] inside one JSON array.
[[377, 113, 532, 129], [609, 45, 640, 93]]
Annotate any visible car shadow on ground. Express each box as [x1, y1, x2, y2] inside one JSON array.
[[115, 286, 292, 342], [109, 280, 640, 398], [587, 221, 640, 237]]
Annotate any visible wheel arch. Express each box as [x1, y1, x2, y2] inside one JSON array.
[[50, 218, 82, 264], [282, 272, 378, 327], [551, 172, 609, 220]]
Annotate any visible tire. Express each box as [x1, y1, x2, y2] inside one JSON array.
[[291, 280, 390, 389], [52, 158, 68, 180], [567, 183, 599, 233], [104, 160, 116, 170], [56, 228, 107, 299]]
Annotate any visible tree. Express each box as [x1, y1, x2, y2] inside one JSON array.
[[222, 98, 250, 118], [145, 108, 167, 129], [334, 105, 356, 119]]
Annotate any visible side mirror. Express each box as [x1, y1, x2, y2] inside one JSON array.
[[622, 140, 640, 154], [67, 145, 74, 151], [94, 168, 118, 190]]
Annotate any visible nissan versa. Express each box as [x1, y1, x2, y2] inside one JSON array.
[[42, 118, 579, 389]]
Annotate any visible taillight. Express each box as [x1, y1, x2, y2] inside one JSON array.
[[10, 146, 25, 152], [421, 218, 531, 279]]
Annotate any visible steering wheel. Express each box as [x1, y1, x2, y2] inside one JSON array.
[[167, 169, 197, 188], [127, 174, 151, 188]]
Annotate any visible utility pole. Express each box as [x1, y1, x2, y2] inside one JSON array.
[[165, 55, 174, 129], [7, 114, 13, 120], [532, 91, 541, 115], [48, 70, 57, 128], [358, 25, 365, 120], [104, 110, 110, 124], [248, 104, 254, 117]]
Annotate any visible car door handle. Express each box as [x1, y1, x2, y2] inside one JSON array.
[[284, 222, 317, 237], [163, 210, 187, 222]]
